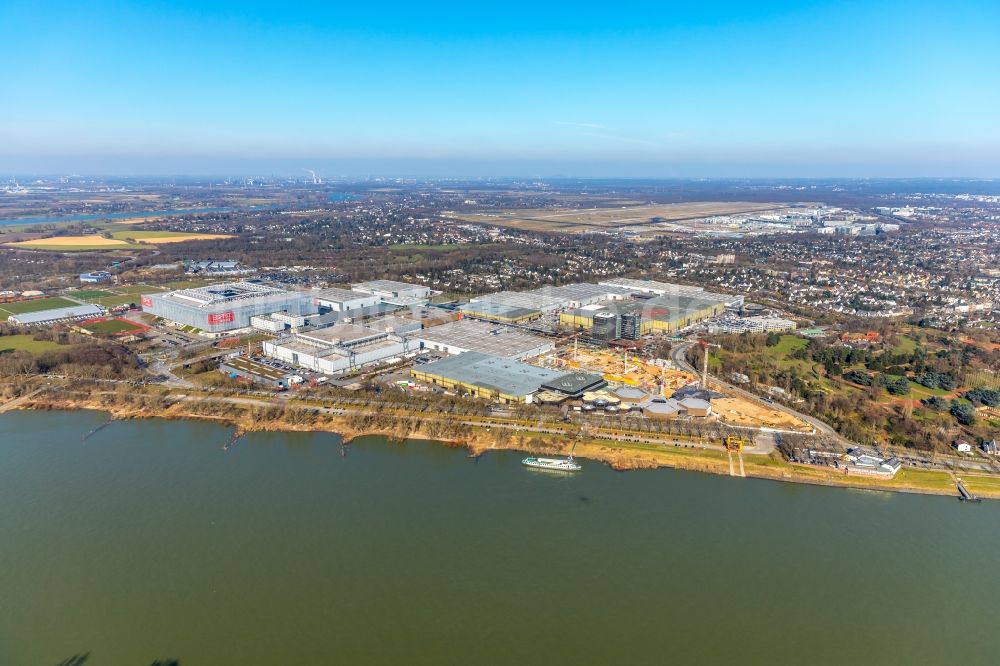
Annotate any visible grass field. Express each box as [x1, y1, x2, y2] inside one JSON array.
[[0, 334, 63, 354], [80, 318, 145, 334], [70, 284, 168, 308], [66, 290, 115, 299], [0, 297, 78, 316]]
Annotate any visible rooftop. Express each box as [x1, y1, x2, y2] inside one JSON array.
[[161, 281, 290, 307], [8, 304, 103, 324], [459, 301, 541, 320], [409, 319, 552, 358], [416, 351, 563, 397]]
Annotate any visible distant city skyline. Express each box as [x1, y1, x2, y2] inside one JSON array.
[[2, 0, 999, 176]]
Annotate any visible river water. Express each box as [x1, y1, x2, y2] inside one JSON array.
[[1, 410, 998, 665]]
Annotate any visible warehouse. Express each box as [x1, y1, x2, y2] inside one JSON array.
[[458, 301, 542, 324], [8, 303, 104, 326], [410, 351, 565, 403], [263, 323, 410, 375], [468, 290, 567, 313], [470, 282, 633, 314], [351, 279, 431, 303], [312, 287, 380, 312], [407, 319, 554, 359], [141, 282, 314, 334], [599, 278, 743, 308], [559, 293, 728, 338]]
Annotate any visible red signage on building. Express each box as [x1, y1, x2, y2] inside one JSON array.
[[141, 296, 153, 308], [207, 311, 235, 326]]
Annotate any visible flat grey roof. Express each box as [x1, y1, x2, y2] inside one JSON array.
[[416, 351, 563, 397], [10, 304, 103, 324], [459, 302, 541, 319], [313, 287, 374, 303], [409, 319, 552, 358], [540, 372, 607, 395]]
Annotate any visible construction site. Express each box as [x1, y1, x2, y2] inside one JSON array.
[[538, 345, 813, 432]]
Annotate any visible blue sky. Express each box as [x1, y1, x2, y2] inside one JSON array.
[[2, 0, 998, 176]]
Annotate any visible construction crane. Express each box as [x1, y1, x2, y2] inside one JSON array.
[[697, 340, 721, 391]]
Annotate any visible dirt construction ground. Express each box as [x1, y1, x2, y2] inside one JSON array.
[[712, 396, 812, 432]]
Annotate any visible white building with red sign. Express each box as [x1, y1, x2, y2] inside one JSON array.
[[141, 282, 314, 335]]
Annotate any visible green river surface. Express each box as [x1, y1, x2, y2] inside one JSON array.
[[1, 410, 999, 665]]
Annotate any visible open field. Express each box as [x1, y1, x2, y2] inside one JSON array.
[[66, 290, 115, 299], [78, 318, 147, 335], [0, 334, 64, 354], [450, 202, 784, 233], [3, 236, 132, 250], [70, 284, 169, 308], [109, 230, 234, 243], [3, 230, 233, 251], [0, 297, 79, 316]]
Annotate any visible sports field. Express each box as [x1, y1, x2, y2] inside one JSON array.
[[78, 318, 147, 335], [0, 297, 79, 317], [70, 284, 169, 308], [66, 290, 115, 299]]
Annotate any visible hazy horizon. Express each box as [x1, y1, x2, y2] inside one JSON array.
[[3, 0, 999, 177]]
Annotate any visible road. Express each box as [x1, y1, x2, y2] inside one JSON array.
[[670, 341, 854, 449]]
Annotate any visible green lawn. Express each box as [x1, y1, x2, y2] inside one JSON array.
[[67, 289, 114, 299], [81, 319, 144, 334], [893, 335, 919, 355], [769, 334, 809, 356], [0, 334, 64, 354], [0, 296, 79, 316]]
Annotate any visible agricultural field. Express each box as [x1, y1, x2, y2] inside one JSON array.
[[0, 334, 64, 354], [108, 230, 234, 243], [3, 236, 132, 251], [3, 230, 233, 251], [0, 297, 79, 316], [450, 202, 783, 233]]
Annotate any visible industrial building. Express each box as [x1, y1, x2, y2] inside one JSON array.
[[141, 282, 314, 334], [351, 279, 431, 304], [539, 372, 607, 399], [410, 351, 567, 403], [470, 282, 634, 314], [560, 292, 728, 338], [263, 323, 411, 375], [8, 303, 104, 326], [598, 278, 744, 308], [312, 287, 381, 313], [407, 319, 554, 359], [79, 271, 112, 284], [186, 260, 256, 276], [458, 301, 542, 324]]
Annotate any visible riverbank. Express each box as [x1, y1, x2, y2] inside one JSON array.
[[10, 392, 999, 501]]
